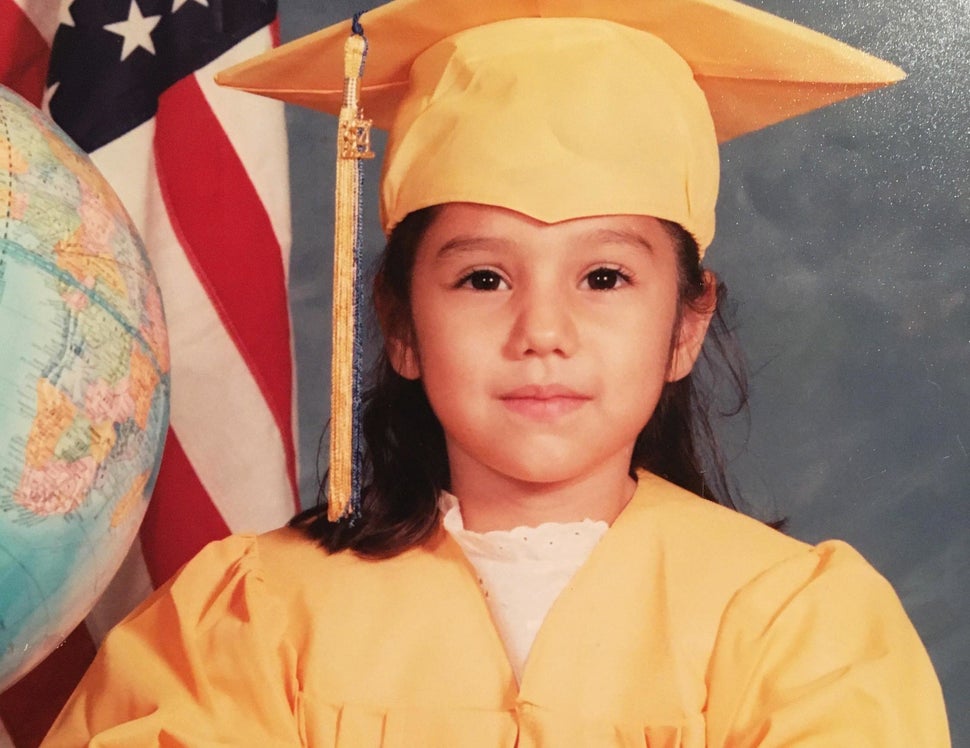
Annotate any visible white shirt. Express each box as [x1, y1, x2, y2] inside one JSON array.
[[440, 492, 609, 682]]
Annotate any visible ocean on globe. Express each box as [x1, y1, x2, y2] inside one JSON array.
[[0, 85, 170, 691]]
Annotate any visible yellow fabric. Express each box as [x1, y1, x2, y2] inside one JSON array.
[[43, 473, 949, 746], [215, 0, 904, 249], [379, 18, 720, 248]]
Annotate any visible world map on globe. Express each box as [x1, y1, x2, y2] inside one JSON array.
[[0, 85, 170, 690]]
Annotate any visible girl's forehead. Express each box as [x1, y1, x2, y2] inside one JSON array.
[[419, 204, 675, 253]]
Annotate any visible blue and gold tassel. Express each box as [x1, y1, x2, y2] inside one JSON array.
[[329, 14, 373, 521]]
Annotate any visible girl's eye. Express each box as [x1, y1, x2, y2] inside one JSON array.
[[458, 269, 506, 291], [584, 267, 629, 290]]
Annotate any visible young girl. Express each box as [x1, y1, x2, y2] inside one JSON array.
[[45, 0, 950, 745]]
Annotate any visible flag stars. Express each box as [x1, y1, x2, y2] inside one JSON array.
[[104, 1, 162, 62], [59, 0, 77, 28]]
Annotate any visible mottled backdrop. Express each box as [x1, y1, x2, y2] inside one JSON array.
[[280, 0, 969, 741]]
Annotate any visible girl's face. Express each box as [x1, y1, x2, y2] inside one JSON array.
[[391, 203, 712, 494]]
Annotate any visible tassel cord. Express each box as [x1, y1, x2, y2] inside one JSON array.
[[328, 25, 372, 521]]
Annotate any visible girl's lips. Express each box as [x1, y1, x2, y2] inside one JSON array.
[[499, 385, 591, 419]]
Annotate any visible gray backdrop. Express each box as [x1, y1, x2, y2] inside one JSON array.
[[280, 0, 969, 742]]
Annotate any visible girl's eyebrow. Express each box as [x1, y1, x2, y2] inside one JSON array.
[[432, 227, 654, 259], [434, 235, 514, 259], [577, 228, 656, 254]]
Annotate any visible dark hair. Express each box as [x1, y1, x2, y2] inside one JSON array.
[[292, 206, 750, 557]]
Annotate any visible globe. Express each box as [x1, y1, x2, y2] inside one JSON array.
[[0, 85, 170, 691]]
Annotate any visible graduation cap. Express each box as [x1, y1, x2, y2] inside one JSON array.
[[216, 0, 904, 520]]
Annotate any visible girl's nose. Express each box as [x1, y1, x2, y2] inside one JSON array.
[[505, 287, 579, 358]]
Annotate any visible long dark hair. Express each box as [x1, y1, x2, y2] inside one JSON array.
[[292, 206, 750, 557]]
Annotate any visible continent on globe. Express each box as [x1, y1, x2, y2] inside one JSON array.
[[0, 84, 170, 691]]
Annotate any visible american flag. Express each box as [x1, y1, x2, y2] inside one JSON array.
[[0, 1, 298, 745]]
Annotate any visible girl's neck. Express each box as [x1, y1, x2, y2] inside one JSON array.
[[448, 454, 637, 533]]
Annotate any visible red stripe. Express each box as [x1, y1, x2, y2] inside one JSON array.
[[269, 16, 281, 47], [153, 75, 298, 509], [0, 1, 49, 106], [0, 624, 97, 747], [139, 428, 231, 587]]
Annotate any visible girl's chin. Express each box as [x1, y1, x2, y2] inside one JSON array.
[[461, 454, 630, 489]]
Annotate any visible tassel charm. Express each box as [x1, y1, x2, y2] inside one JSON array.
[[329, 18, 373, 522]]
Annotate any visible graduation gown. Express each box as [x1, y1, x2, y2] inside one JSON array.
[[43, 472, 949, 746]]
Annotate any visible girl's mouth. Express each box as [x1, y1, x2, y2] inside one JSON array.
[[498, 385, 591, 419]]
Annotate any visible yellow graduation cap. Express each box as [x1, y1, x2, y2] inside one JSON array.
[[218, 0, 903, 247], [216, 0, 903, 519]]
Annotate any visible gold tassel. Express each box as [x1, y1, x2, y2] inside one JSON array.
[[328, 27, 373, 521]]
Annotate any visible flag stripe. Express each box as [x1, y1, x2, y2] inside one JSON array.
[[155, 73, 298, 502], [140, 429, 231, 586], [195, 30, 292, 265], [0, 0, 48, 106], [84, 536, 154, 646], [9, 0, 58, 46], [0, 623, 96, 748], [134, 138, 295, 530], [88, 118, 157, 230]]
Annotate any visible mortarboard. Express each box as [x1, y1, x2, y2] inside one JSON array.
[[216, 0, 904, 519]]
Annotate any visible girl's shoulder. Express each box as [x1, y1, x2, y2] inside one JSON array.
[[625, 471, 898, 623], [169, 522, 464, 616], [630, 470, 811, 565], [173, 525, 391, 592]]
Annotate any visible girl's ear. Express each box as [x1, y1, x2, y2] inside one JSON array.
[[387, 335, 421, 380], [666, 270, 717, 382], [374, 280, 421, 380]]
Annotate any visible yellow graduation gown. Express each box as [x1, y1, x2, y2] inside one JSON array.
[[43, 473, 949, 746]]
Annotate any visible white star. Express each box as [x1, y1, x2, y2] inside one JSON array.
[[59, 0, 76, 28], [103, 1, 162, 62], [172, 0, 208, 11]]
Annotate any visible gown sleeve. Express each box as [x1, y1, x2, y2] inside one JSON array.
[[42, 535, 305, 748], [704, 539, 950, 747]]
